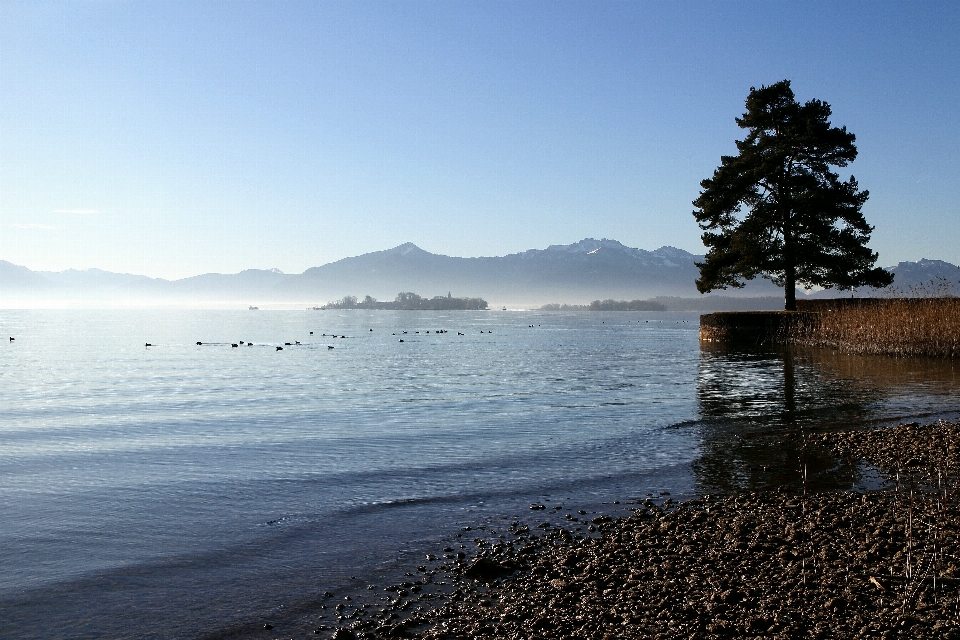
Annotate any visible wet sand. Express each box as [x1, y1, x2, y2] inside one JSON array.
[[243, 420, 960, 640]]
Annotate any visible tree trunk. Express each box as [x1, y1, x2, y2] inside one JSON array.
[[782, 191, 797, 311], [784, 264, 797, 311]]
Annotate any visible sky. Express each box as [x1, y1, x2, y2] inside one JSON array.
[[1, 1, 958, 279]]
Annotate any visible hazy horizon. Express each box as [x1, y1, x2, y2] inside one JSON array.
[[2, 236, 952, 281], [5, 235, 957, 311]]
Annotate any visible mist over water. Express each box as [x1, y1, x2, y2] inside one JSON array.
[[2, 310, 959, 639]]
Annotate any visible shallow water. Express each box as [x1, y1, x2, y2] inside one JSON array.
[[1, 309, 959, 639]]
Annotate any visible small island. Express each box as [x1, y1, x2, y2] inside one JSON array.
[[315, 292, 488, 311]]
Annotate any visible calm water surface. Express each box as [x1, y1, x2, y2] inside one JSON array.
[[2, 310, 959, 639]]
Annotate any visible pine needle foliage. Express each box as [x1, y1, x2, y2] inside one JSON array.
[[693, 80, 892, 310]]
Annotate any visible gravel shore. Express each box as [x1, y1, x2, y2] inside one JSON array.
[[296, 420, 960, 640]]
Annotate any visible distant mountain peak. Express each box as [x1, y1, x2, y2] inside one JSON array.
[[386, 242, 424, 257], [6, 240, 957, 306], [888, 258, 960, 274], [652, 246, 696, 258], [900, 258, 957, 269], [544, 238, 630, 253]]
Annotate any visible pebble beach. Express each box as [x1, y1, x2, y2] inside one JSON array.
[[270, 420, 960, 640]]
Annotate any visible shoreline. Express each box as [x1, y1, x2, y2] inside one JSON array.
[[198, 465, 698, 640], [226, 419, 960, 640]]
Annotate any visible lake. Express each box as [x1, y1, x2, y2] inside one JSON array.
[[2, 309, 959, 639]]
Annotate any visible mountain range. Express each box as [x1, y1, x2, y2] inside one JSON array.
[[1, 238, 957, 308]]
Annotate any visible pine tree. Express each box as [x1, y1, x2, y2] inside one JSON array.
[[693, 80, 893, 310]]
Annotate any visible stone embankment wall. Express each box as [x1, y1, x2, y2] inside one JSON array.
[[700, 297, 958, 349], [698, 311, 818, 346]]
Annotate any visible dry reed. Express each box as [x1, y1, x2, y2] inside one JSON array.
[[799, 283, 960, 357]]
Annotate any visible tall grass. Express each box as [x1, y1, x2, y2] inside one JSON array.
[[799, 282, 960, 357]]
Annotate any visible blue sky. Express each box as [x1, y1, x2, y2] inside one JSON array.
[[1, 1, 957, 278]]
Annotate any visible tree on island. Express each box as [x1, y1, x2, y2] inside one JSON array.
[[693, 80, 892, 310], [319, 292, 488, 310]]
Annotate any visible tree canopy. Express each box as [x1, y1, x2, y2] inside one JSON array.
[[693, 80, 892, 310]]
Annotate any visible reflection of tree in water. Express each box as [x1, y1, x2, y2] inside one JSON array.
[[693, 345, 883, 494]]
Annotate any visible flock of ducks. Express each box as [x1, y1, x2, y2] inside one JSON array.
[[139, 328, 498, 349], [393, 328, 490, 343], [13, 320, 692, 351]]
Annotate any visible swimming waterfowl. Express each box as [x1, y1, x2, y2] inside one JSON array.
[[231, 344, 238, 348], [276, 346, 283, 351], [197, 341, 202, 345]]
